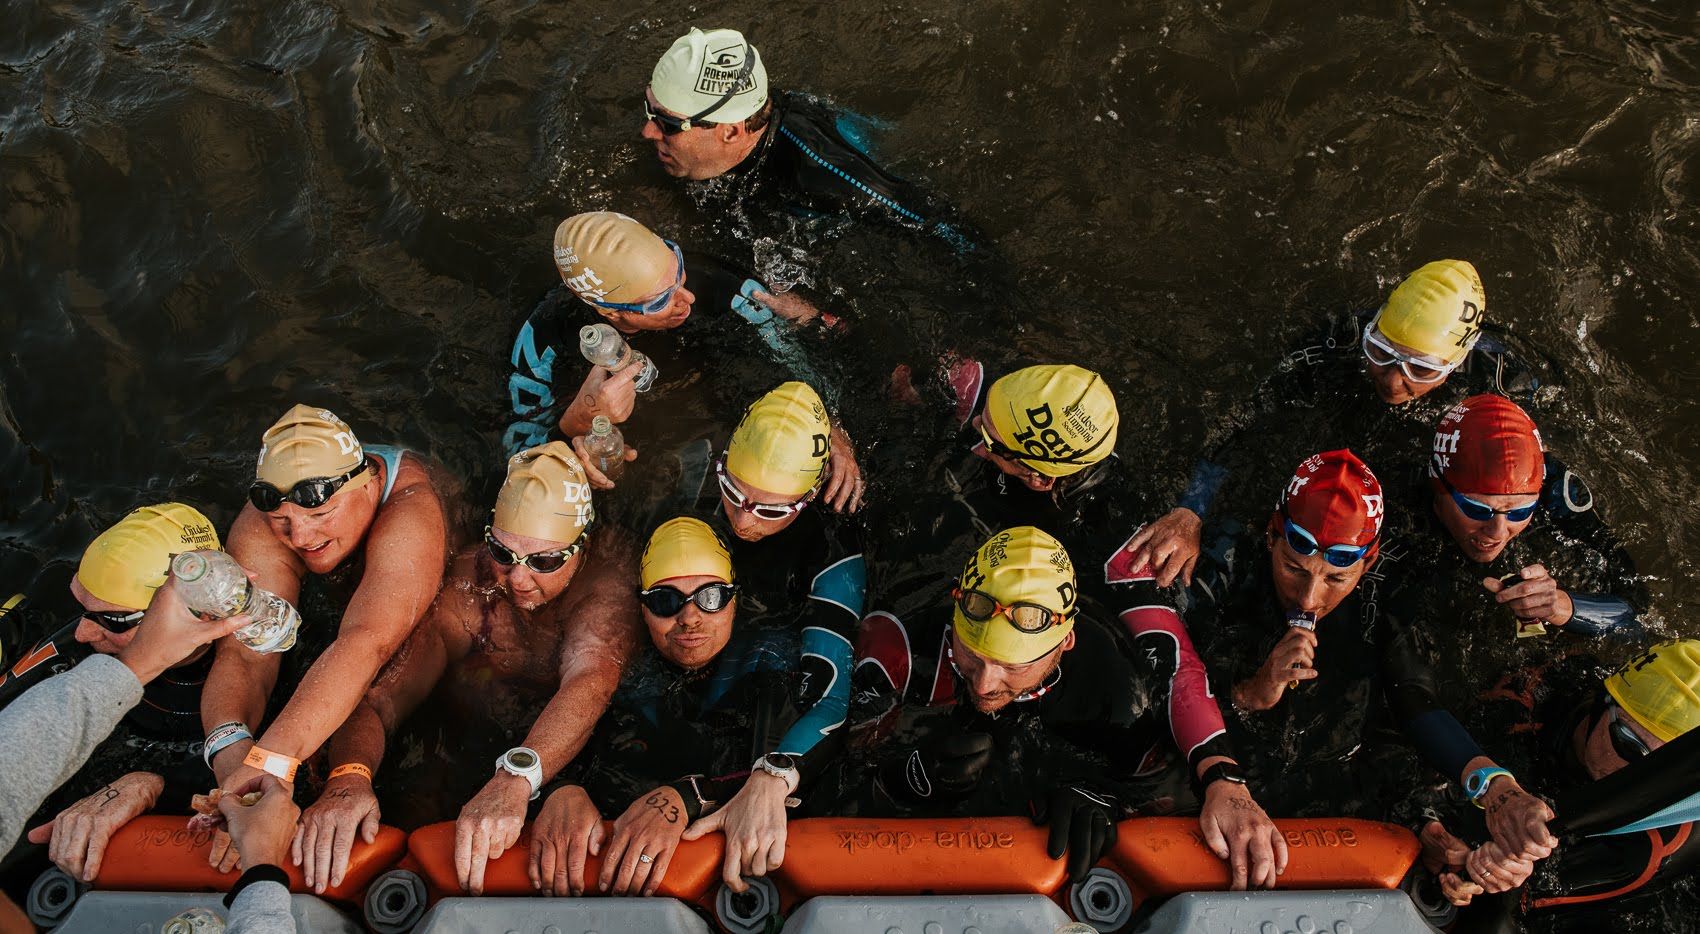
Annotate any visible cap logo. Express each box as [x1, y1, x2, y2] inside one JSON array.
[[180, 522, 215, 544], [1453, 300, 1482, 348], [697, 42, 757, 96], [565, 267, 608, 301], [331, 431, 359, 456], [1285, 474, 1310, 499], [1363, 493, 1384, 523], [554, 245, 580, 270], [561, 479, 592, 505], [811, 433, 829, 458], [1013, 404, 1080, 460]]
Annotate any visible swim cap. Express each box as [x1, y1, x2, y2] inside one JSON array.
[[641, 517, 734, 589], [983, 365, 1120, 478], [650, 28, 769, 125], [1375, 260, 1486, 365], [256, 404, 370, 491], [79, 503, 222, 610], [953, 526, 1078, 665], [725, 382, 831, 498], [1430, 395, 1544, 495], [553, 212, 677, 307], [1277, 450, 1384, 552], [493, 442, 595, 546], [1606, 640, 1700, 743]]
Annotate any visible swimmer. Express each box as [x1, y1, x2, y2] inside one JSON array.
[[530, 517, 815, 896], [295, 442, 637, 895], [1133, 260, 1541, 586], [201, 404, 452, 868], [845, 526, 1288, 889]]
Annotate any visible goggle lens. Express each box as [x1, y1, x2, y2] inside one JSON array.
[[1607, 703, 1652, 761], [589, 242, 686, 315], [84, 609, 145, 634], [639, 582, 739, 617], [1361, 326, 1456, 384], [1439, 476, 1539, 523], [715, 454, 815, 520], [1281, 518, 1372, 568], [248, 462, 369, 513], [484, 527, 582, 573], [952, 587, 1064, 634]]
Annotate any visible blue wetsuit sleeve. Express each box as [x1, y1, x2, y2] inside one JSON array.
[[1563, 593, 1641, 638], [503, 308, 566, 458], [729, 280, 827, 391], [777, 553, 865, 756], [1404, 709, 1484, 786], [1177, 460, 1228, 518], [1381, 618, 1482, 783]]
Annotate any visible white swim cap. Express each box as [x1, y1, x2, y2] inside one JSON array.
[[650, 27, 769, 125]]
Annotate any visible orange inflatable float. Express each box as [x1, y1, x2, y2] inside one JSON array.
[[405, 820, 726, 902], [772, 817, 1068, 900], [1107, 817, 1419, 899], [90, 814, 407, 904]]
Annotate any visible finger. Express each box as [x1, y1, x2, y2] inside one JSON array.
[[598, 830, 627, 892], [1200, 814, 1230, 860], [1521, 564, 1551, 581], [530, 834, 549, 892], [646, 844, 676, 897], [1291, 667, 1320, 682], [682, 810, 723, 842], [1481, 576, 1504, 594], [768, 822, 787, 872], [26, 820, 55, 845], [1228, 832, 1250, 891], [217, 840, 241, 874], [361, 806, 381, 845], [748, 834, 769, 878], [291, 822, 305, 867], [62, 820, 92, 880], [1127, 525, 1156, 554], [314, 818, 339, 892], [300, 818, 320, 887], [1153, 549, 1179, 588], [565, 831, 587, 897], [331, 819, 356, 890], [82, 828, 111, 881], [1180, 554, 1199, 588], [612, 843, 642, 896], [1248, 830, 1275, 889], [454, 822, 473, 890], [1272, 827, 1290, 876], [462, 825, 489, 894], [1046, 800, 1074, 861], [722, 847, 747, 893]]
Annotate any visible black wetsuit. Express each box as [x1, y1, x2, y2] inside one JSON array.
[[831, 606, 1197, 819], [503, 249, 847, 462], [547, 625, 808, 822], [1175, 309, 1545, 522], [1181, 519, 1487, 817], [1421, 655, 1700, 933]]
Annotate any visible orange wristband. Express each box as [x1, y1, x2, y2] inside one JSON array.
[[242, 745, 301, 783], [328, 763, 374, 783]]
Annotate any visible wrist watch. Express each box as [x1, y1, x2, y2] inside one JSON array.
[[1198, 761, 1249, 791], [495, 747, 544, 800], [1465, 766, 1515, 808], [754, 753, 799, 787]]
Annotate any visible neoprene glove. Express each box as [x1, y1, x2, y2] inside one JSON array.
[[881, 732, 994, 802], [1035, 784, 1120, 880]]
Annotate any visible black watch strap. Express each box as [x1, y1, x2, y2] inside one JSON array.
[[1196, 761, 1249, 793]]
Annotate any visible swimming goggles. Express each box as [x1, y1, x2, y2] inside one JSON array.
[[638, 582, 739, 616], [1437, 474, 1539, 523], [586, 240, 685, 315], [1279, 513, 1374, 568], [1606, 701, 1653, 761], [952, 585, 1073, 634], [1360, 317, 1462, 384], [642, 44, 757, 134], [248, 460, 370, 512], [715, 453, 820, 520], [83, 608, 145, 635], [484, 525, 588, 573]]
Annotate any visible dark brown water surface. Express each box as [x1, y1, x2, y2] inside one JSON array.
[[3, 0, 1700, 837]]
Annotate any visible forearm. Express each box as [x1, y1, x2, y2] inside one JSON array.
[[1177, 461, 1227, 518], [1120, 605, 1231, 770], [1560, 592, 1640, 637], [325, 701, 389, 773], [254, 637, 391, 760], [521, 674, 619, 781], [0, 656, 142, 848], [202, 641, 275, 738]]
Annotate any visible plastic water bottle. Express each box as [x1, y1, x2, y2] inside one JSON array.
[[170, 551, 301, 654], [579, 323, 658, 392], [1286, 609, 1317, 690], [581, 415, 627, 483], [162, 907, 226, 933], [1054, 923, 1099, 934]]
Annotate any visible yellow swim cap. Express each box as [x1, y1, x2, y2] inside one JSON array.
[[641, 517, 734, 589], [983, 365, 1119, 478], [725, 382, 831, 498], [79, 503, 222, 610], [553, 212, 678, 307], [1375, 260, 1486, 365], [1606, 640, 1700, 743], [256, 404, 369, 492], [493, 442, 595, 546], [650, 28, 769, 126], [953, 526, 1078, 665]]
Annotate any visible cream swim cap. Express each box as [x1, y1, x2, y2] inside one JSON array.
[[493, 442, 595, 545], [650, 28, 769, 125], [553, 212, 678, 307]]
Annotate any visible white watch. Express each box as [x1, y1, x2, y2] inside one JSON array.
[[495, 746, 543, 800], [754, 752, 800, 792]]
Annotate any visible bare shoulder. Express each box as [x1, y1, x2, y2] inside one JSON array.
[[554, 531, 641, 662], [226, 504, 304, 590], [425, 547, 487, 658]]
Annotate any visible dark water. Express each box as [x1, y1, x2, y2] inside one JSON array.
[[3, 0, 1700, 877]]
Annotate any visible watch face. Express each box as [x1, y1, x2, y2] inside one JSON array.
[[765, 753, 797, 771], [508, 750, 538, 770]]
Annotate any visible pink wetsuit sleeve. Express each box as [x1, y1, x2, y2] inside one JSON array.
[[1119, 604, 1229, 770]]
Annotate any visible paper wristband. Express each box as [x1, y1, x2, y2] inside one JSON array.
[[243, 745, 301, 783], [328, 763, 374, 783], [202, 723, 253, 768]]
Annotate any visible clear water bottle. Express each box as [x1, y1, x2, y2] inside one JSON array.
[[581, 415, 627, 483], [579, 323, 658, 392], [162, 907, 226, 933], [1285, 609, 1317, 690], [171, 551, 300, 654]]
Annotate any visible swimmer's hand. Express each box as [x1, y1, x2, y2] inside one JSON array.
[[878, 733, 994, 803], [571, 432, 638, 491], [1034, 784, 1120, 882], [122, 574, 256, 685], [562, 364, 640, 438], [1233, 627, 1318, 712], [1124, 508, 1203, 588], [1465, 839, 1536, 895], [29, 771, 164, 882], [1420, 822, 1485, 905], [682, 770, 792, 894], [750, 288, 823, 326], [529, 785, 604, 897], [1482, 564, 1573, 627], [222, 774, 299, 873], [1479, 774, 1558, 863], [293, 771, 381, 894], [824, 424, 865, 513], [600, 787, 688, 896], [1198, 777, 1287, 890], [454, 772, 532, 895]]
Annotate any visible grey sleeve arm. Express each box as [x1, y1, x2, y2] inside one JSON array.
[[0, 654, 142, 849], [227, 881, 296, 934]]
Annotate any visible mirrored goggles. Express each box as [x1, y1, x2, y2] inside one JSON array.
[[1280, 515, 1374, 568], [484, 525, 587, 574], [1606, 701, 1653, 761], [83, 608, 145, 635], [715, 453, 818, 520], [1438, 475, 1539, 523], [248, 460, 370, 512], [638, 582, 739, 617], [586, 240, 685, 315], [952, 585, 1072, 634], [1360, 322, 1460, 384]]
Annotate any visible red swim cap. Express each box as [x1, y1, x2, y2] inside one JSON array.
[[1276, 449, 1384, 549], [1430, 394, 1544, 495]]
